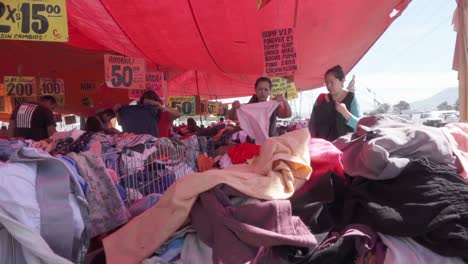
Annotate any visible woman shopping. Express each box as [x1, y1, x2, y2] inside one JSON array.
[[228, 77, 292, 143], [138, 90, 181, 138], [308, 65, 362, 141]]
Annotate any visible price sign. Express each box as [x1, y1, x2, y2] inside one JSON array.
[[64, 115, 76, 125], [39, 78, 64, 95], [104, 54, 146, 89], [286, 81, 298, 100], [271, 77, 298, 100], [168, 96, 196, 116], [262, 28, 297, 76], [0, 0, 68, 42], [200, 100, 219, 115], [146, 70, 164, 97], [37, 78, 64, 106], [80, 80, 97, 93], [128, 88, 145, 100], [4, 76, 36, 97], [271, 77, 288, 97]]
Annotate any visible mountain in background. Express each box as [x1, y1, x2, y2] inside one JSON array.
[[410, 87, 458, 111]]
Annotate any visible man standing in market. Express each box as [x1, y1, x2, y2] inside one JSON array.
[[7, 95, 57, 140]]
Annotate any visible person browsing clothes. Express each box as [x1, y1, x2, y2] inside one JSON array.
[[8, 95, 57, 140], [308, 65, 362, 141], [228, 77, 292, 138]]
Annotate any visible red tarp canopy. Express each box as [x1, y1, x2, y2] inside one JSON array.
[[0, 0, 411, 118]]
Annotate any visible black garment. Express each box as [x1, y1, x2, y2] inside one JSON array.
[[248, 95, 279, 137], [10, 102, 56, 141], [308, 92, 354, 141], [118, 105, 160, 137], [296, 159, 468, 262], [275, 236, 357, 264]]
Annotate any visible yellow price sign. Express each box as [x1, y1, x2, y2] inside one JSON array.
[[286, 81, 298, 100], [271, 77, 298, 100], [271, 77, 288, 96], [200, 100, 219, 115], [168, 96, 196, 116], [4, 76, 36, 97], [0, 0, 68, 42]]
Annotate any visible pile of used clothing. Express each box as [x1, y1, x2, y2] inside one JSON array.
[[101, 116, 468, 264]]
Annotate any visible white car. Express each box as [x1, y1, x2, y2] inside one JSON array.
[[421, 112, 443, 127]]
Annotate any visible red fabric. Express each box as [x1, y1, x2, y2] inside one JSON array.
[[65, 0, 410, 95], [227, 143, 261, 164], [0, 0, 411, 117], [294, 138, 345, 197], [158, 111, 171, 138]]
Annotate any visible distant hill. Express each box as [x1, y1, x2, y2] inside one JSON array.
[[410, 87, 458, 111]]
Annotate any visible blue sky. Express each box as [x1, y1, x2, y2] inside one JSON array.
[[299, 0, 459, 114]]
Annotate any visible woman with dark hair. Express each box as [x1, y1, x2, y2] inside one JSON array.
[[96, 108, 120, 134], [228, 77, 292, 137], [138, 90, 181, 137], [85, 116, 105, 133], [308, 65, 362, 141]]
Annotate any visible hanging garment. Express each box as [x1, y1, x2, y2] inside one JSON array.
[[190, 186, 317, 264], [68, 151, 129, 237], [118, 105, 160, 137], [333, 115, 455, 180], [237, 101, 280, 145], [379, 235, 464, 264], [103, 129, 312, 264]]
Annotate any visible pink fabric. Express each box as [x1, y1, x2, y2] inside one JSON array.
[[442, 123, 468, 180], [237, 101, 280, 145], [294, 138, 345, 197]]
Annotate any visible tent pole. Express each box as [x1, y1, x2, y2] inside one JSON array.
[[195, 70, 203, 125]]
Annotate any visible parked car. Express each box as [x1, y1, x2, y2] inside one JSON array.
[[442, 113, 459, 123], [421, 112, 443, 127]]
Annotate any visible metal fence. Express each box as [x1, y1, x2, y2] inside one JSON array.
[[102, 141, 195, 206]]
